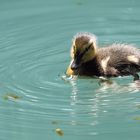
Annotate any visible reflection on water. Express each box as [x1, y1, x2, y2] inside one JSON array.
[[0, 0, 140, 140], [70, 77, 78, 106]]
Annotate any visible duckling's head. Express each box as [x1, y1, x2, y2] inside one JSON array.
[[70, 32, 97, 70]]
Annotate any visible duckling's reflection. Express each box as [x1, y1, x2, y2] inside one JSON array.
[[69, 76, 78, 106], [67, 75, 140, 136], [69, 76, 99, 132], [67, 76, 79, 126], [98, 78, 140, 93]]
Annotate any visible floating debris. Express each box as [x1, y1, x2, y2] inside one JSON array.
[[55, 128, 64, 136], [76, 0, 83, 5], [136, 105, 140, 109], [76, 2, 83, 5], [134, 117, 140, 121], [52, 120, 59, 125], [3, 93, 21, 101]]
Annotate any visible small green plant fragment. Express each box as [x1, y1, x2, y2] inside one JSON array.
[[134, 117, 140, 121], [77, 2, 83, 5], [3, 93, 21, 101], [52, 121, 59, 125], [55, 128, 64, 136], [136, 105, 140, 109]]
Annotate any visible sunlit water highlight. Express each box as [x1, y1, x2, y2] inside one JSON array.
[[0, 0, 140, 140]]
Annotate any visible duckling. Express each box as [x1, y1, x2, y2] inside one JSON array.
[[66, 32, 140, 81]]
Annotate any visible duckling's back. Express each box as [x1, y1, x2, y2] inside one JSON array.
[[98, 44, 140, 59], [96, 44, 140, 77]]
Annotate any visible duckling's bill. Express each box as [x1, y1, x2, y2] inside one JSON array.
[[66, 65, 74, 75]]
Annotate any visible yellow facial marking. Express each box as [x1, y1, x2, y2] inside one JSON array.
[[127, 55, 139, 64], [70, 40, 77, 58], [88, 39, 94, 45], [82, 45, 96, 63], [70, 47, 74, 58], [101, 56, 110, 72]]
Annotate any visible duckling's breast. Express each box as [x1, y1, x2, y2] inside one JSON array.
[[79, 58, 104, 76]]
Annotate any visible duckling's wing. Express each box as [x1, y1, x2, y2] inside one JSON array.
[[108, 44, 140, 75], [98, 44, 140, 76]]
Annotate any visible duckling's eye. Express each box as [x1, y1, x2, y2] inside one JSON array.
[[85, 47, 89, 52], [84, 44, 91, 53], [88, 42, 93, 49]]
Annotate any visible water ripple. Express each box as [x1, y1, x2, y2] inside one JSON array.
[[0, 0, 140, 140]]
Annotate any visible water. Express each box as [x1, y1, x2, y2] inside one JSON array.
[[0, 0, 140, 140]]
